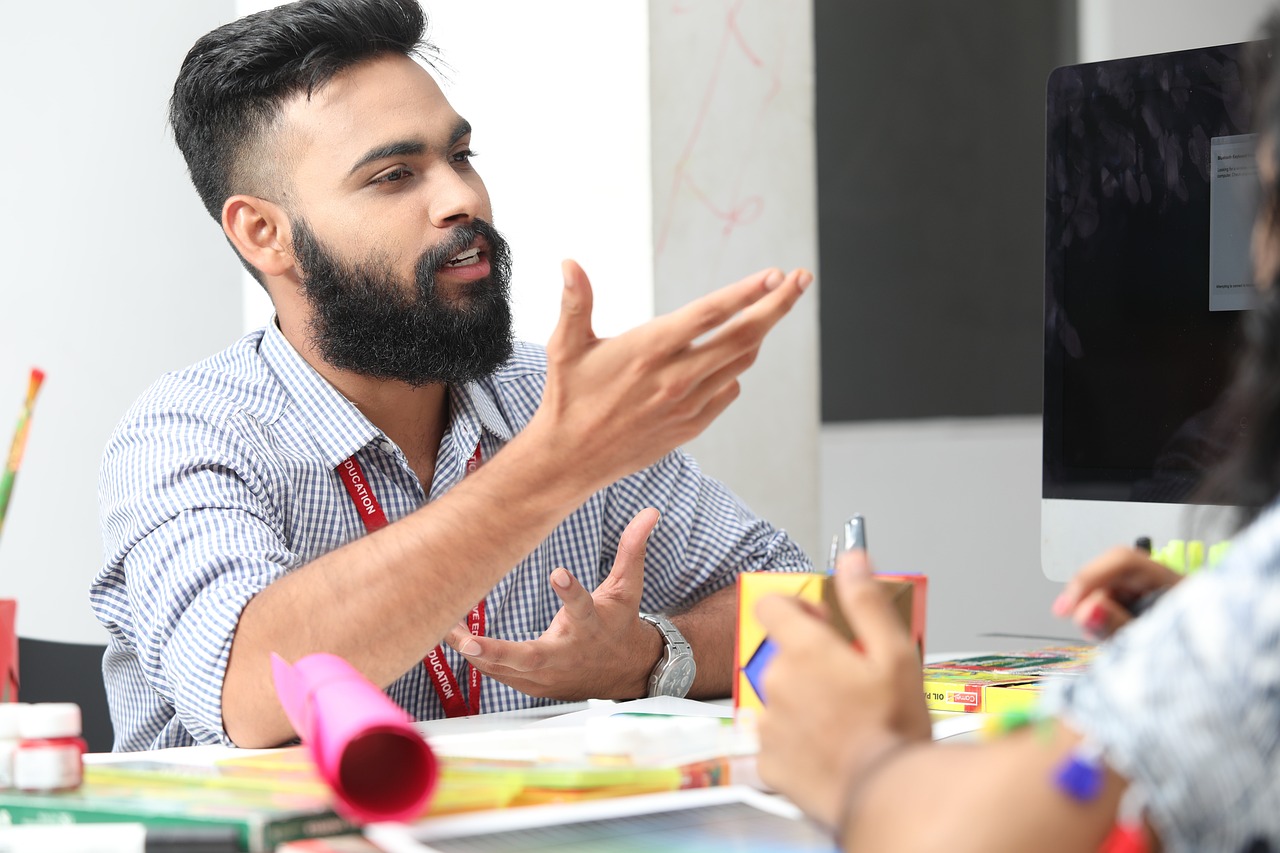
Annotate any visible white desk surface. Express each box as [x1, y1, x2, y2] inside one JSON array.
[[85, 686, 986, 770]]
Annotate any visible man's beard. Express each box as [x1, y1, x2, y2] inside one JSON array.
[[292, 217, 515, 387]]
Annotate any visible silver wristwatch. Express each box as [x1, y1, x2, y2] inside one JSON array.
[[639, 613, 696, 698]]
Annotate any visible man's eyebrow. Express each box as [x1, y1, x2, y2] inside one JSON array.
[[346, 120, 473, 177], [347, 140, 426, 176], [447, 118, 472, 148]]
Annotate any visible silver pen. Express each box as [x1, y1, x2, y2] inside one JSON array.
[[826, 514, 867, 572]]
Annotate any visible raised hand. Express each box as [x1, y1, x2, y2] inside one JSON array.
[[443, 508, 663, 700], [1052, 545, 1183, 639], [527, 260, 811, 494], [754, 550, 931, 829]]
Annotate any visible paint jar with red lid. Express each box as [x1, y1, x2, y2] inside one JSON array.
[[13, 703, 85, 792]]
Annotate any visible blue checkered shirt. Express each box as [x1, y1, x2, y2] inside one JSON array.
[[92, 322, 811, 751]]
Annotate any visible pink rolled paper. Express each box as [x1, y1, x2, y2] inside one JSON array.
[[271, 652, 438, 823]]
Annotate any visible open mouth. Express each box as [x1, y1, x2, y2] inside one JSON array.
[[444, 247, 483, 269]]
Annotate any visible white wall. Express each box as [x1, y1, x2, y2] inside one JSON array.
[[1079, 0, 1274, 62], [649, 1, 821, 560], [0, 1, 243, 644], [820, 418, 1061, 654]]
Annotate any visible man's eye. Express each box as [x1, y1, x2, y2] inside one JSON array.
[[452, 149, 477, 164], [372, 168, 412, 185]]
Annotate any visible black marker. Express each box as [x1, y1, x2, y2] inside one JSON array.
[[1126, 535, 1166, 616]]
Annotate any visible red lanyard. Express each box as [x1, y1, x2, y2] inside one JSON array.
[[337, 442, 485, 717]]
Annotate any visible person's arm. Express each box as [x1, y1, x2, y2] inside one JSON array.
[[222, 262, 811, 747], [840, 725, 1132, 853], [755, 553, 1137, 853], [440, 444, 812, 701], [668, 583, 738, 698]]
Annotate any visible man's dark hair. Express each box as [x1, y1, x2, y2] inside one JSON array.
[[169, 0, 433, 280]]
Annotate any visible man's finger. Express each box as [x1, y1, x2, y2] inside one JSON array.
[[678, 350, 757, 416], [443, 621, 482, 656], [454, 634, 537, 672], [548, 567, 598, 622], [652, 267, 785, 351], [599, 508, 659, 598], [547, 259, 597, 359], [666, 268, 810, 381], [832, 550, 911, 662]]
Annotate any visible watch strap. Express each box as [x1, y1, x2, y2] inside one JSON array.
[[639, 613, 695, 698]]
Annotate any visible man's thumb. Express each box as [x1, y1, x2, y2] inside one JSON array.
[[549, 259, 596, 356]]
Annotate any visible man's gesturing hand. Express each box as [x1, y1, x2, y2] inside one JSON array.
[[528, 260, 811, 494], [443, 508, 664, 700]]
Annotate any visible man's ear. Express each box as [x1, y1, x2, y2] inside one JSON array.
[[223, 195, 294, 279]]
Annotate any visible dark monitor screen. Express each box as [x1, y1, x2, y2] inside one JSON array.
[[1042, 41, 1260, 579]]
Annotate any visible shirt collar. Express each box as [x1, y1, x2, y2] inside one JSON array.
[[259, 320, 382, 469], [260, 319, 516, 469], [450, 378, 515, 447]]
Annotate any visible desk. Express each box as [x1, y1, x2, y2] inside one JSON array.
[[77, 692, 985, 853]]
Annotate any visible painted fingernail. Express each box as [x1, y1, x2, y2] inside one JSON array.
[[551, 568, 571, 589], [1051, 592, 1072, 617], [764, 270, 784, 290], [460, 639, 481, 656], [1083, 602, 1107, 634]]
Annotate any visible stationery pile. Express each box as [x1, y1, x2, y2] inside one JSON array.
[[921, 645, 1096, 714]]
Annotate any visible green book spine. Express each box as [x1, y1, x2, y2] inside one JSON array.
[[0, 790, 358, 852]]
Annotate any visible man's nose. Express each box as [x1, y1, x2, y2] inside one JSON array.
[[427, 165, 485, 226]]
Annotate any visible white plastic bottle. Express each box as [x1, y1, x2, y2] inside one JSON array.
[[13, 702, 86, 792]]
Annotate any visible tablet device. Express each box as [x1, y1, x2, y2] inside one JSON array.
[[365, 785, 837, 853]]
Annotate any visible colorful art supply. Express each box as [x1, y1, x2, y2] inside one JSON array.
[[270, 653, 438, 823], [0, 367, 45, 542], [1054, 739, 1105, 802]]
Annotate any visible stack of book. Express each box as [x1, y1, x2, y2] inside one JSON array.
[[0, 712, 747, 851], [922, 645, 1096, 714], [0, 759, 353, 852]]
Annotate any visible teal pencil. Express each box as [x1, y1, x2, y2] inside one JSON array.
[[0, 368, 46, 541]]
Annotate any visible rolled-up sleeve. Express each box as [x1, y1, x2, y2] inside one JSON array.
[[92, 402, 298, 750]]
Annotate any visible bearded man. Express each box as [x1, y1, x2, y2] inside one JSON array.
[[92, 0, 812, 751]]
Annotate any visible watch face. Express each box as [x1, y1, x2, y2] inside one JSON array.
[[656, 656, 697, 698]]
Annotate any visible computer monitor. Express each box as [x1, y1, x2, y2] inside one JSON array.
[[1042, 40, 1261, 581]]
